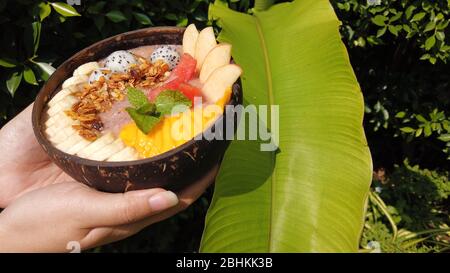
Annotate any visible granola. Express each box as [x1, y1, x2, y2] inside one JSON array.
[[65, 56, 170, 141]]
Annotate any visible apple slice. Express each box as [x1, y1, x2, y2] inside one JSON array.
[[194, 27, 217, 71], [202, 64, 242, 103], [182, 24, 199, 57], [199, 43, 232, 83]]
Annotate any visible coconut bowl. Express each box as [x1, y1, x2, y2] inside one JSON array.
[[31, 27, 242, 193]]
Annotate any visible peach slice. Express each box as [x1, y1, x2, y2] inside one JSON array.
[[202, 64, 242, 103], [194, 27, 217, 71], [182, 24, 199, 57], [199, 43, 232, 83]]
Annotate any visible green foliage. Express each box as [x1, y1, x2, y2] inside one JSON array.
[[362, 161, 450, 253], [334, 0, 450, 64], [331, 1, 450, 167], [397, 109, 450, 159], [378, 160, 449, 230], [333, 1, 449, 164], [360, 222, 445, 253]]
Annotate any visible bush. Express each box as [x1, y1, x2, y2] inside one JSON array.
[[0, 0, 448, 252], [363, 160, 449, 253], [333, 0, 450, 167]]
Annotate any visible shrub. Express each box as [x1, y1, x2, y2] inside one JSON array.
[[332, 0, 450, 168], [362, 160, 449, 253]]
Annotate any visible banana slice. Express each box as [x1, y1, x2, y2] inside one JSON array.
[[73, 62, 99, 76], [107, 147, 139, 162], [47, 97, 76, 117], [56, 134, 85, 153], [52, 114, 75, 131], [45, 116, 55, 127], [88, 138, 125, 161], [66, 85, 80, 93], [45, 126, 57, 137], [48, 89, 71, 107], [47, 103, 63, 117], [62, 75, 89, 89], [59, 95, 78, 109], [46, 101, 77, 130], [49, 126, 77, 144], [66, 138, 92, 155], [77, 133, 115, 158]]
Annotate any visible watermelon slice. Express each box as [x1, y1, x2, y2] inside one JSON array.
[[171, 53, 197, 82], [148, 53, 199, 102], [177, 83, 202, 102]]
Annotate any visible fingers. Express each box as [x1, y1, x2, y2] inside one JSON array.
[[79, 164, 219, 250], [82, 188, 179, 227], [112, 163, 220, 235], [0, 103, 47, 165]]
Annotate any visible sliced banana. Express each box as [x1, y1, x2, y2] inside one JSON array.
[[66, 85, 80, 93], [45, 126, 57, 137], [73, 62, 100, 76], [45, 116, 55, 127], [66, 138, 92, 155], [47, 95, 77, 117], [48, 109, 72, 125], [107, 147, 139, 162], [59, 95, 78, 109], [48, 89, 71, 107], [62, 75, 89, 89], [77, 132, 115, 158], [56, 134, 85, 153], [47, 103, 63, 117], [88, 138, 125, 161], [49, 126, 77, 144]]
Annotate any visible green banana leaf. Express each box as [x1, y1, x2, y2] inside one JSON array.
[[200, 0, 373, 252]]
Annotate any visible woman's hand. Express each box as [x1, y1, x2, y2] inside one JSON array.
[[0, 104, 70, 208], [0, 181, 179, 252], [0, 104, 218, 252]]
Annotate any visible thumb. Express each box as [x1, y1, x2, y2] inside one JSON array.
[[82, 188, 179, 227]]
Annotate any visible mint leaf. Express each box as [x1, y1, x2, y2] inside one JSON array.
[[125, 89, 191, 134], [137, 103, 156, 115], [127, 87, 149, 109], [155, 90, 192, 115], [126, 107, 161, 134]]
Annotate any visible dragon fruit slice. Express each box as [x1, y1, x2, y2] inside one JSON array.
[[150, 45, 180, 70], [104, 50, 137, 73], [88, 68, 111, 84]]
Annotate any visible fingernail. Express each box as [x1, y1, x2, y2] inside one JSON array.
[[148, 191, 178, 212]]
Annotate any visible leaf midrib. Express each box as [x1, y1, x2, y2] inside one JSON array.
[[254, 13, 276, 253]]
